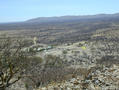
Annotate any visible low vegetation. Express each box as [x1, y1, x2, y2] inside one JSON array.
[[0, 39, 27, 89]]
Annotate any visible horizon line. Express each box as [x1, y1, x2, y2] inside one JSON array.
[[0, 12, 119, 24]]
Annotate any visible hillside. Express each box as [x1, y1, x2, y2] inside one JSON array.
[[1, 13, 119, 90], [0, 13, 119, 44]]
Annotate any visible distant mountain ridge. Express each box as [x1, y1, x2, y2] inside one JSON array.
[[1, 13, 119, 44], [26, 13, 119, 23], [0, 13, 119, 31]]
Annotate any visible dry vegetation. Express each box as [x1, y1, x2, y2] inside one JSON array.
[[0, 14, 119, 90], [0, 39, 27, 90]]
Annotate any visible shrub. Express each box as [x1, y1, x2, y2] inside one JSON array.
[[62, 50, 67, 54], [0, 38, 27, 89]]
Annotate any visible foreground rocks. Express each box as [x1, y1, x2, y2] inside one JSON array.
[[37, 64, 119, 90]]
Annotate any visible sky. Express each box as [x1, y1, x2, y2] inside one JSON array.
[[0, 0, 119, 22]]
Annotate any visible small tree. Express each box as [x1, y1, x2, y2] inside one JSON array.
[[0, 38, 26, 89]]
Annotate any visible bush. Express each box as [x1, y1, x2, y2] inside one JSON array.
[[62, 50, 67, 54], [0, 38, 27, 89]]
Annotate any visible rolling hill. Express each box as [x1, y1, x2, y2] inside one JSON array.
[[0, 13, 119, 44]]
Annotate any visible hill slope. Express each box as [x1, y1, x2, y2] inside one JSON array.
[[0, 13, 119, 44]]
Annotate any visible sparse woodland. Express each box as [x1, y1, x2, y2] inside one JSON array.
[[0, 14, 119, 90]]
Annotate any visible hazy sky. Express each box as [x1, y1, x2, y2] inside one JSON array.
[[0, 0, 119, 22]]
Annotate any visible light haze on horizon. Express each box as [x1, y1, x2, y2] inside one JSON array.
[[0, 0, 119, 22]]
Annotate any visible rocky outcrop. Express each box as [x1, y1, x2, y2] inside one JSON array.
[[38, 64, 119, 90]]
